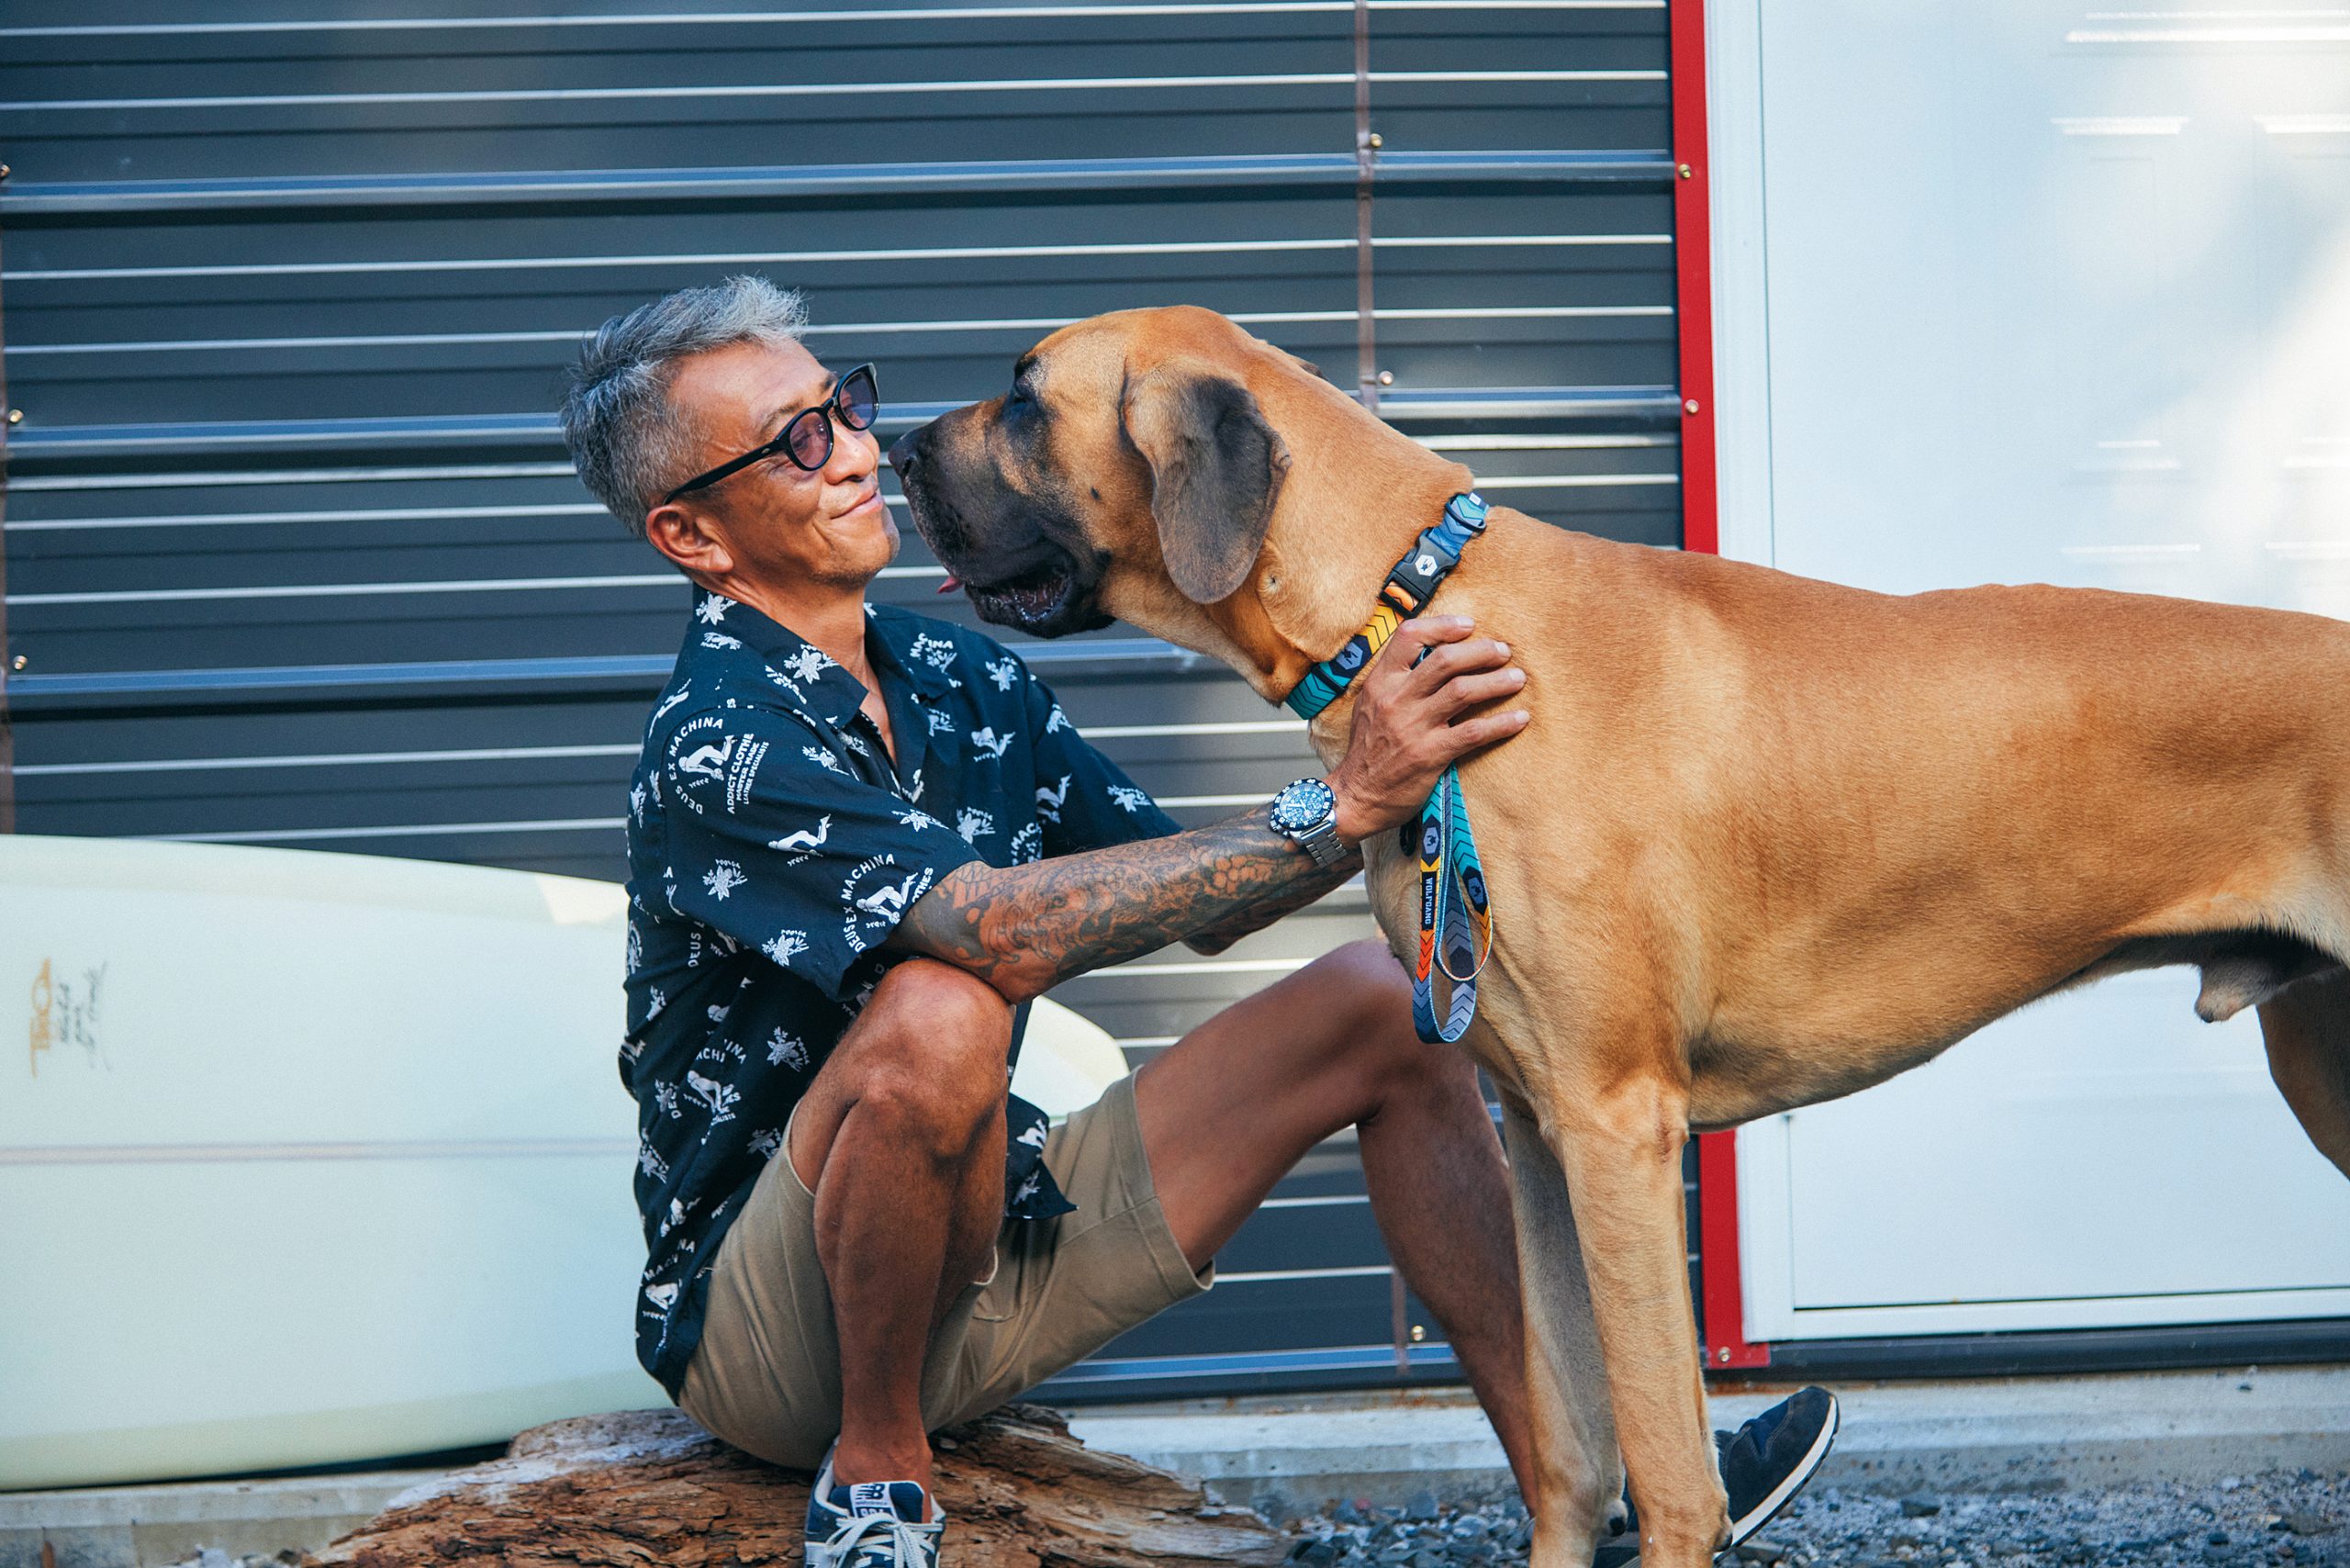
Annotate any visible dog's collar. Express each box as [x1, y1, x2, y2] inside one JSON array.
[[1282, 490, 1489, 721], [1277, 491, 1494, 1046]]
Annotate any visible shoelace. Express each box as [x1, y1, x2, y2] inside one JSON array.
[[823, 1508, 942, 1568]]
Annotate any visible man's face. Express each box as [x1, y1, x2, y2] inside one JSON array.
[[656, 338, 897, 590]]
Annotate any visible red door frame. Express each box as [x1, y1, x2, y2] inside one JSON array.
[[1670, 0, 1771, 1372]]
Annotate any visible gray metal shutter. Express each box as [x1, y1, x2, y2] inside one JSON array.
[[0, 1, 1679, 1400]]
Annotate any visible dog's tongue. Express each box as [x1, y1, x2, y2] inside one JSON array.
[[937, 574, 961, 594]]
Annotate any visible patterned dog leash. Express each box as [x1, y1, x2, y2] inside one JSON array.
[[1284, 492, 1495, 1044]]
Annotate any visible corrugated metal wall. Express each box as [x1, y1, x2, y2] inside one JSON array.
[[0, 0, 1685, 1399]]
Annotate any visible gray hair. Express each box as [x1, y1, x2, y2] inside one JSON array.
[[560, 275, 811, 536]]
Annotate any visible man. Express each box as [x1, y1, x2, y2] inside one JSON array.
[[560, 277, 1834, 1568]]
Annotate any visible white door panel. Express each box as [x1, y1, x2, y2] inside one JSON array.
[[1707, 2, 2350, 1338], [1739, 972, 2350, 1341]]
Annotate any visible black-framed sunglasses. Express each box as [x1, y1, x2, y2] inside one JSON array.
[[661, 363, 879, 504]]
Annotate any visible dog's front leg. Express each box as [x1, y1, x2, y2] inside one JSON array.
[[1539, 1067, 1725, 1568], [1500, 1098, 1625, 1566]]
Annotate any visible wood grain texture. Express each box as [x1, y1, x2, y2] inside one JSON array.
[[316, 1404, 1289, 1568]]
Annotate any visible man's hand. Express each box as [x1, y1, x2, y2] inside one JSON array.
[[886, 617, 1525, 1002], [1326, 616, 1529, 845]]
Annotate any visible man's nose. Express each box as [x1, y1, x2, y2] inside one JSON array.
[[827, 418, 879, 478]]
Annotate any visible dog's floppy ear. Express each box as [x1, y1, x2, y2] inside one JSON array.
[[1122, 358, 1291, 605]]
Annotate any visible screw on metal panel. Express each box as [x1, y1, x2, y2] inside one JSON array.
[[0, 164, 11, 180], [1678, 162, 1695, 179], [1684, 398, 1700, 415], [1410, 1323, 1427, 1342], [10, 655, 26, 672], [1716, 1346, 1732, 1362], [4, 409, 20, 426], [1367, 132, 1383, 150], [1377, 369, 1395, 386]]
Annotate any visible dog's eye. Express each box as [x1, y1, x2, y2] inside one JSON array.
[[1005, 381, 1032, 409]]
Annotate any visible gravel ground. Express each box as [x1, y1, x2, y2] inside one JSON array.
[[1281, 1469, 2346, 1568], [151, 1467, 2347, 1568]]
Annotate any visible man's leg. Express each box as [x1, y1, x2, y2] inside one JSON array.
[[788, 958, 1015, 1498], [1133, 939, 1539, 1501]]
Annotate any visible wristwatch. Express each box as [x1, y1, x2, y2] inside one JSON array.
[[1268, 778, 1349, 868]]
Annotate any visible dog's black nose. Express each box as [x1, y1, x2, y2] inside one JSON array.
[[887, 428, 922, 475]]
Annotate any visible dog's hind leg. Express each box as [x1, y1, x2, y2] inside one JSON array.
[[1500, 1098, 1624, 1563], [2258, 965, 2350, 1179]]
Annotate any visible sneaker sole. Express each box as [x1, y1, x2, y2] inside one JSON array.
[[1726, 1390, 1840, 1548], [1594, 1391, 1841, 1568]]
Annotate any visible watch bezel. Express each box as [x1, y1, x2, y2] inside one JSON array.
[[1270, 777, 1337, 837], [1270, 778, 1335, 833]]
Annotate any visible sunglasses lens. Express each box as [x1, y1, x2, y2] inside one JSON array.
[[786, 408, 832, 470], [839, 366, 878, 430]]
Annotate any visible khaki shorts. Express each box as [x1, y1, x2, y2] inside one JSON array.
[[677, 1074, 1213, 1470]]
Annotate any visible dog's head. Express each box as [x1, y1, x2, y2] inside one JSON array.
[[892, 307, 1438, 678]]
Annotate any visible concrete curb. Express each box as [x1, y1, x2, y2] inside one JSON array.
[[0, 1471, 447, 1568], [1066, 1364, 2350, 1518]]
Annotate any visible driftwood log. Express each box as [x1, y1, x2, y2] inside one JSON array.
[[316, 1404, 1290, 1568]]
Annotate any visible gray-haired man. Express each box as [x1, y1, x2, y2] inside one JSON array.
[[559, 276, 1833, 1568]]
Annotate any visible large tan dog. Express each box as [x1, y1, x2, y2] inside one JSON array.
[[889, 306, 2350, 1568]]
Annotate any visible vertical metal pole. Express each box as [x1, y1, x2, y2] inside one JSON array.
[[1353, 0, 1380, 413], [1669, 0, 1720, 557], [0, 221, 17, 836], [1355, 0, 1405, 1373], [1354, 0, 1408, 1377], [1670, 0, 1765, 1371]]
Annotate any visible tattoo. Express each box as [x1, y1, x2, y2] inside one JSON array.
[[1182, 856, 1360, 956], [888, 812, 1359, 1000]]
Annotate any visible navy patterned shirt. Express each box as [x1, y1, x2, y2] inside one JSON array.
[[622, 587, 1182, 1394]]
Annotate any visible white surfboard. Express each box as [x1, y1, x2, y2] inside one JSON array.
[[0, 835, 1125, 1491]]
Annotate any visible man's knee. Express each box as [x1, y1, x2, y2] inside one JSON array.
[[867, 958, 1015, 1055], [842, 959, 1013, 1157], [1319, 937, 1416, 1037], [1307, 939, 1478, 1094]]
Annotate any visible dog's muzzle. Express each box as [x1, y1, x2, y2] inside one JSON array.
[[889, 425, 1103, 637]]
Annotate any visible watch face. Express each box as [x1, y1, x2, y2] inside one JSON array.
[[1271, 778, 1335, 833]]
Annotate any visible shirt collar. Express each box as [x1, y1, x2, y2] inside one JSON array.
[[864, 606, 961, 703], [692, 588, 957, 724]]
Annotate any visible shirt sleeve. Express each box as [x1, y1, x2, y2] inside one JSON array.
[[1018, 666, 1187, 856], [657, 703, 982, 1002]]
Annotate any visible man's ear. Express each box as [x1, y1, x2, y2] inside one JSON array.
[[1121, 358, 1291, 605], [645, 500, 734, 580]]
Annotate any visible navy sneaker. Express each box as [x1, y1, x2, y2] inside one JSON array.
[[805, 1448, 944, 1568], [1592, 1387, 1839, 1567]]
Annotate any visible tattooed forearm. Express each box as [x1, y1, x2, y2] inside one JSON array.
[[887, 812, 1347, 1002], [1182, 855, 1360, 956]]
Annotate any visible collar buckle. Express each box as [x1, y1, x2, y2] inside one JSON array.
[[1283, 491, 1487, 721]]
